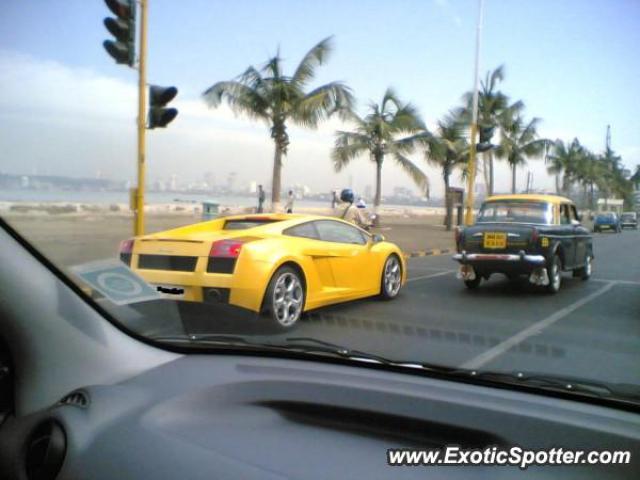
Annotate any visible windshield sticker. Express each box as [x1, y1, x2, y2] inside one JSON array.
[[71, 260, 161, 305]]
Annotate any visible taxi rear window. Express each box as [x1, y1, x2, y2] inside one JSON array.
[[478, 201, 552, 224]]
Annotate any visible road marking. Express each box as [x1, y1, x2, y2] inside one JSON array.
[[592, 278, 640, 286], [459, 282, 616, 370], [407, 269, 456, 283]]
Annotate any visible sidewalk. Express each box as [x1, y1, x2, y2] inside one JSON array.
[[372, 220, 455, 255], [5, 213, 456, 267]]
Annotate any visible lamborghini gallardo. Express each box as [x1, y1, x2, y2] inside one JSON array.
[[119, 214, 406, 328]]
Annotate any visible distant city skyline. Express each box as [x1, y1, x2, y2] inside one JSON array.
[[1, 0, 639, 198]]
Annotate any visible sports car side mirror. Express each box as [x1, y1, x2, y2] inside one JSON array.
[[372, 234, 385, 243]]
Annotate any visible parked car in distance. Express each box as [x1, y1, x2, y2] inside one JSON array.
[[453, 194, 593, 293], [620, 211, 638, 230], [594, 212, 622, 233]]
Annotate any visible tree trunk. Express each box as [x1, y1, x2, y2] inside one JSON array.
[[488, 151, 495, 196], [374, 154, 383, 209], [555, 174, 560, 194], [271, 142, 283, 212], [590, 182, 595, 210], [482, 153, 490, 196], [444, 171, 452, 231], [511, 163, 517, 194]]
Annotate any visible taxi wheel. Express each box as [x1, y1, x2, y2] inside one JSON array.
[[264, 266, 305, 330], [545, 255, 562, 294], [380, 254, 402, 300], [574, 254, 592, 281], [464, 277, 481, 289]]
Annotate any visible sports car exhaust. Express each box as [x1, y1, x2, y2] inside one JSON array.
[[529, 267, 550, 286], [457, 264, 476, 281]]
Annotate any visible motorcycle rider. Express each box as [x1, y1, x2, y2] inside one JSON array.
[[336, 189, 369, 229]]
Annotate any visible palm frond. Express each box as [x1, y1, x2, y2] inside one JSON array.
[[291, 36, 334, 87], [202, 81, 270, 121], [294, 81, 354, 127], [332, 131, 370, 171], [394, 153, 429, 193]]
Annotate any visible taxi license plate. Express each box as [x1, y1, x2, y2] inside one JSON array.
[[483, 232, 507, 249]]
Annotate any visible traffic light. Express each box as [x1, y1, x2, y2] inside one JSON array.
[[477, 125, 495, 153], [148, 85, 179, 129], [103, 0, 136, 67]]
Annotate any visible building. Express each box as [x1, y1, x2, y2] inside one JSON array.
[[596, 198, 624, 215]]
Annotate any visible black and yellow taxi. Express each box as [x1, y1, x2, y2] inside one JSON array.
[[453, 194, 593, 293]]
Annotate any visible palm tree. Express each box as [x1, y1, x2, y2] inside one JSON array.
[[332, 88, 428, 210], [547, 138, 584, 195], [459, 65, 523, 196], [495, 116, 547, 194], [631, 165, 640, 189], [599, 146, 632, 206], [574, 149, 602, 209], [203, 37, 354, 210], [420, 112, 468, 230]]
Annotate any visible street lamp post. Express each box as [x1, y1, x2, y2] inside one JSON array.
[[464, 0, 485, 226]]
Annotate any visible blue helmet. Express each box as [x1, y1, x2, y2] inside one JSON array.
[[340, 188, 355, 203]]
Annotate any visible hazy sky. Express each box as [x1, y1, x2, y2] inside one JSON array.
[[1, 0, 639, 197]]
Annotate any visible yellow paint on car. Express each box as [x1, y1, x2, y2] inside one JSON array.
[[127, 214, 407, 313]]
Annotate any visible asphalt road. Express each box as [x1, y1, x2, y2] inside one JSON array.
[[122, 228, 639, 389]]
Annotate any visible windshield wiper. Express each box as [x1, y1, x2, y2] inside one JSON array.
[[450, 369, 640, 405], [149, 334, 400, 365], [149, 334, 446, 371], [148, 334, 640, 407]]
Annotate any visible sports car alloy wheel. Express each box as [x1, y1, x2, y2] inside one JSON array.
[[271, 270, 304, 327], [381, 255, 402, 299]]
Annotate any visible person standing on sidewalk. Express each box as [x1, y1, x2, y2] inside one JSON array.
[[284, 190, 295, 213], [331, 190, 338, 209], [257, 185, 265, 213]]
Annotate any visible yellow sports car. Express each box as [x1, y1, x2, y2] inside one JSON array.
[[119, 214, 407, 329]]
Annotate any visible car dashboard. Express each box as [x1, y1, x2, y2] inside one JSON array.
[[1, 354, 639, 480]]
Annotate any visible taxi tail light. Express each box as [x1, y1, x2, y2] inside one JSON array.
[[530, 228, 539, 245]]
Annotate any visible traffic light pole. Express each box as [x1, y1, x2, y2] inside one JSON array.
[[134, 0, 148, 236], [464, 0, 484, 226]]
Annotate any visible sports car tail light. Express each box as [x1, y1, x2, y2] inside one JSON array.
[[207, 239, 251, 274], [119, 238, 134, 253], [209, 239, 245, 258], [119, 239, 134, 266]]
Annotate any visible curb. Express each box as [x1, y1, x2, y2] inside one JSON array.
[[404, 248, 453, 259]]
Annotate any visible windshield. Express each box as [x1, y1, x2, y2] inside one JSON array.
[[477, 201, 552, 224], [1, 0, 639, 409]]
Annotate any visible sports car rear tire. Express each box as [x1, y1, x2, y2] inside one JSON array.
[[264, 266, 305, 330], [380, 255, 402, 300]]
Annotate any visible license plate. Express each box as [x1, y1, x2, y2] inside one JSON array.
[[483, 232, 507, 249], [154, 284, 186, 300]]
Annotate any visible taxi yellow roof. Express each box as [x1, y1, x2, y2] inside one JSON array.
[[484, 194, 573, 204]]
